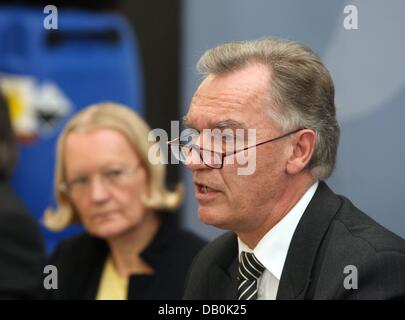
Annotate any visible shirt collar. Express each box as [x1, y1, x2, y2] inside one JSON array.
[[238, 181, 319, 280]]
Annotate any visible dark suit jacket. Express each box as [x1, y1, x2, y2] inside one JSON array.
[[0, 181, 45, 299], [184, 182, 405, 300], [43, 214, 206, 299]]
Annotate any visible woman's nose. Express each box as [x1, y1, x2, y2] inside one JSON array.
[[89, 176, 111, 203]]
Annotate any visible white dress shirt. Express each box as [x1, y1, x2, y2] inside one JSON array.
[[237, 181, 319, 300]]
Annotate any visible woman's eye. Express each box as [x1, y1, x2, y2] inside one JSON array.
[[73, 176, 89, 185], [106, 169, 123, 177]]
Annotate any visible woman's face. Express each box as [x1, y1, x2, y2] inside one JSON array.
[[63, 128, 149, 239]]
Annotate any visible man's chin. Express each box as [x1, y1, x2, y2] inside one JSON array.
[[197, 206, 230, 230]]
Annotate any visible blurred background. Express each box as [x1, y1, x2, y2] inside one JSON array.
[[0, 0, 404, 252]]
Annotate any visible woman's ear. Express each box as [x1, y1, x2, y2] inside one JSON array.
[[286, 129, 316, 175]]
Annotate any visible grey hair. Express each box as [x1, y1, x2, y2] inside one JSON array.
[[197, 38, 340, 180]]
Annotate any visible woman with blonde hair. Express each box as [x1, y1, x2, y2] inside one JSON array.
[[43, 102, 205, 300]]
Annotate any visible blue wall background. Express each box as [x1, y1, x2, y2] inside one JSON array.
[[180, 0, 405, 240]]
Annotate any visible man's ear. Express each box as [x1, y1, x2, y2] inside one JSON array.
[[286, 129, 316, 175]]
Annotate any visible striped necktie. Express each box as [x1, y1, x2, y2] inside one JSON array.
[[238, 251, 266, 300]]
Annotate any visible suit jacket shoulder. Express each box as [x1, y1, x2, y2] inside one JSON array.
[[184, 232, 238, 299], [0, 181, 45, 299], [278, 182, 405, 299], [307, 194, 405, 299]]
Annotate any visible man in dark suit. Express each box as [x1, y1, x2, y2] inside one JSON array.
[[169, 38, 405, 299], [0, 92, 45, 299]]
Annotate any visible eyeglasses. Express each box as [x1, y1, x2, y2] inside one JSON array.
[[60, 164, 140, 197], [168, 127, 305, 169]]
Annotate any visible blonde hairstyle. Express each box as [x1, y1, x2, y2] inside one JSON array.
[[197, 38, 340, 180], [44, 102, 183, 231]]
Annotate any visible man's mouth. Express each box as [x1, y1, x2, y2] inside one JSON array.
[[198, 184, 216, 193], [194, 182, 222, 203]]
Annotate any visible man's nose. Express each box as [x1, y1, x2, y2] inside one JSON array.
[[184, 146, 208, 171]]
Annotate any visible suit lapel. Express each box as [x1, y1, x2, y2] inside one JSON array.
[[276, 182, 342, 299], [209, 258, 238, 299], [208, 233, 239, 299]]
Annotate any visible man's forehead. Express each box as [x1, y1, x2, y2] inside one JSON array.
[[186, 90, 265, 127], [185, 65, 271, 130], [183, 115, 246, 130], [191, 86, 263, 107]]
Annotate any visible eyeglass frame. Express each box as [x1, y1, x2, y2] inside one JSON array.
[[167, 127, 306, 169], [59, 163, 142, 196]]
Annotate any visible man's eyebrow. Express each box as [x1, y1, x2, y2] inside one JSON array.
[[181, 117, 245, 130], [213, 119, 245, 129]]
